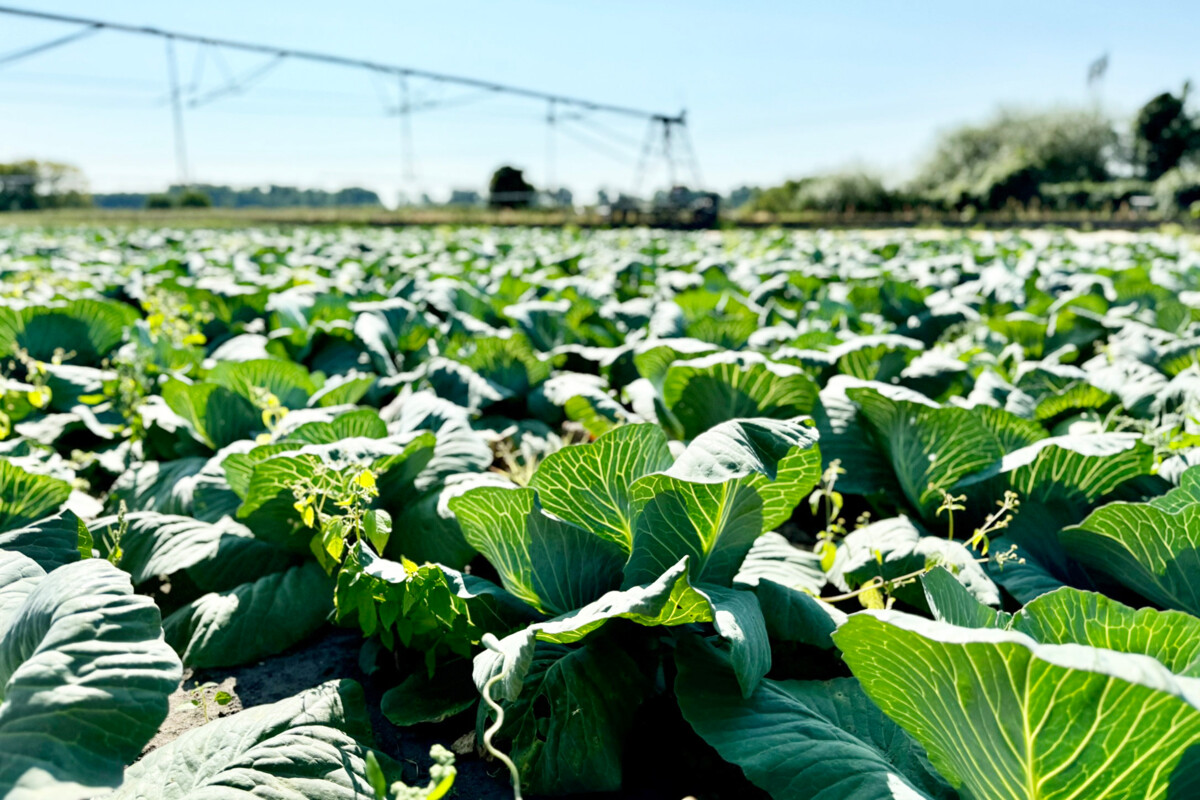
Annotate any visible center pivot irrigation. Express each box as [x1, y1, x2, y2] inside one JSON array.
[[0, 5, 701, 194]]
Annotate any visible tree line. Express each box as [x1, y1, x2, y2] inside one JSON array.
[[730, 84, 1200, 217]]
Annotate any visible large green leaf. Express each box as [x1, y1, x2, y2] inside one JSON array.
[[811, 377, 914, 497], [0, 511, 85, 571], [835, 611, 1200, 800], [161, 379, 262, 450], [352, 298, 437, 375], [662, 352, 819, 438], [1062, 491, 1200, 615], [495, 558, 708, 647], [0, 299, 139, 367], [387, 480, 478, 568], [93, 511, 295, 596], [1014, 588, 1200, 677], [0, 555, 181, 800], [0, 461, 71, 535], [675, 635, 955, 800], [111, 680, 382, 800], [449, 486, 626, 616], [919, 566, 1011, 629], [455, 334, 553, 399], [335, 544, 536, 663], [281, 408, 388, 444], [379, 660, 477, 727], [753, 577, 847, 649], [922, 566, 1200, 677], [162, 561, 333, 668], [849, 387, 1003, 521], [956, 433, 1156, 588], [209, 358, 317, 409], [530, 422, 674, 551], [702, 583, 773, 696], [733, 531, 826, 592], [623, 418, 821, 588], [107, 456, 210, 516], [234, 434, 436, 525], [380, 390, 493, 488], [478, 557, 770, 697], [971, 405, 1048, 454], [477, 639, 650, 795]]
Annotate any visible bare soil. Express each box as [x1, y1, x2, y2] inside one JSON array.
[[146, 626, 513, 800]]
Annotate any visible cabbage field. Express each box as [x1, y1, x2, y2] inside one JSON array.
[[2, 225, 1200, 799]]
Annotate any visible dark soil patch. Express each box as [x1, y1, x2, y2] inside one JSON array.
[[146, 626, 512, 800]]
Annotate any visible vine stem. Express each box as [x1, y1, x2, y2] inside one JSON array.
[[480, 650, 523, 800], [821, 556, 992, 603]]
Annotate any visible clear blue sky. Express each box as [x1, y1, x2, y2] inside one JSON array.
[[1, 1, 1196, 204]]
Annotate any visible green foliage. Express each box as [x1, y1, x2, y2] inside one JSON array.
[[177, 189, 213, 208], [112, 681, 388, 800], [488, 165, 535, 209], [1133, 83, 1199, 180], [912, 108, 1115, 209], [144, 193, 173, 209], [747, 171, 897, 213], [0, 160, 89, 211], [1, 225, 1199, 799], [0, 552, 181, 799]]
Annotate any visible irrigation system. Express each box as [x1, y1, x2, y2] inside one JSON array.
[[0, 5, 702, 196]]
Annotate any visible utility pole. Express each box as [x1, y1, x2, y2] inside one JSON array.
[[546, 99, 557, 205], [397, 73, 415, 184], [164, 36, 189, 186]]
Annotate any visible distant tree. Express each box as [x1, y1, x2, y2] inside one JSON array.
[[726, 185, 757, 210], [488, 166, 534, 209], [0, 162, 39, 211], [448, 189, 482, 207], [334, 187, 383, 206], [744, 172, 894, 214], [94, 192, 147, 210], [750, 179, 805, 213], [145, 194, 173, 209], [795, 172, 894, 212], [547, 187, 573, 208], [178, 189, 213, 208], [0, 160, 88, 211], [596, 189, 611, 206], [1133, 83, 1198, 180], [912, 108, 1115, 209]]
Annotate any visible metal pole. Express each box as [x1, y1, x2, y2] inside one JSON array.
[[632, 118, 658, 196], [0, 23, 100, 68], [678, 118, 703, 189], [663, 120, 675, 189], [164, 36, 189, 185], [397, 73, 415, 183], [546, 99, 556, 203]]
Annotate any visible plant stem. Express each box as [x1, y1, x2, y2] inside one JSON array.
[[481, 672, 523, 800]]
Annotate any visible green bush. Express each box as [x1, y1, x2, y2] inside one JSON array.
[[178, 190, 213, 208], [1039, 180, 1153, 211], [488, 166, 535, 209], [913, 108, 1115, 210], [1133, 86, 1198, 180], [794, 172, 894, 213], [1153, 167, 1200, 216], [0, 160, 89, 211], [145, 194, 174, 210], [747, 172, 898, 214]]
